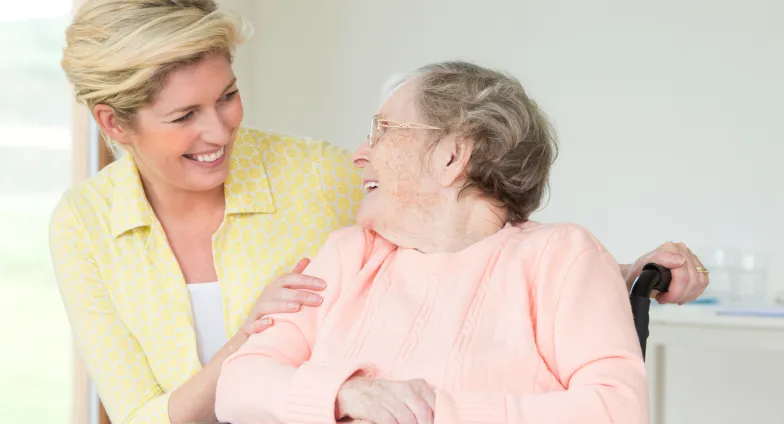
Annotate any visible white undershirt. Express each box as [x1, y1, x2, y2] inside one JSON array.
[[186, 282, 228, 365]]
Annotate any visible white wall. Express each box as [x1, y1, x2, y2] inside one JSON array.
[[232, 1, 784, 422], [237, 0, 782, 287]]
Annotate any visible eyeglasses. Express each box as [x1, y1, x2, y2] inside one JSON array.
[[367, 115, 442, 147]]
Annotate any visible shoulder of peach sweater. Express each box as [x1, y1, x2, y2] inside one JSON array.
[[300, 225, 397, 289], [513, 220, 611, 251], [509, 219, 626, 312], [255, 225, 399, 333], [511, 220, 622, 280]]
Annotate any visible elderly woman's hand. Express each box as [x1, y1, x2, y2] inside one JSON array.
[[623, 242, 709, 305], [336, 377, 436, 424], [241, 258, 326, 337]]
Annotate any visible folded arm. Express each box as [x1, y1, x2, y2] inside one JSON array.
[[433, 233, 648, 424], [215, 228, 373, 424]]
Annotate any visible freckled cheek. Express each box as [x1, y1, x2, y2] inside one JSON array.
[[386, 161, 425, 212]]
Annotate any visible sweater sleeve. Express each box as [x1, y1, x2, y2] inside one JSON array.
[[215, 228, 375, 424], [49, 197, 173, 424], [433, 228, 649, 424]]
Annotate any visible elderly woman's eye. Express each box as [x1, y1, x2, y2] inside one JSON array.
[[222, 89, 239, 101]]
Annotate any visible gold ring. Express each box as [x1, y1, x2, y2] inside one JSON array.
[[696, 266, 709, 275]]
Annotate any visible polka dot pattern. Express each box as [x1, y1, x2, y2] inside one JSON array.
[[48, 127, 363, 423]]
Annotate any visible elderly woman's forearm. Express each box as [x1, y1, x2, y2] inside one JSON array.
[[215, 328, 375, 424], [215, 356, 370, 423], [215, 324, 374, 423]]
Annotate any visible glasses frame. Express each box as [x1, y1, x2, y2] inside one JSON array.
[[367, 115, 442, 147]]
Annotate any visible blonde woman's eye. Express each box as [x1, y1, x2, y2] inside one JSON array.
[[223, 90, 239, 101], [171, 111, 194, 123]]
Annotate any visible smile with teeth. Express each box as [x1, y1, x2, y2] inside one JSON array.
[[364, 181, 379, 191], [183, 147, 224, 163]]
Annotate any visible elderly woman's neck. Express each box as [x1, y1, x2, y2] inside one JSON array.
[[401, 199, 508, 254]]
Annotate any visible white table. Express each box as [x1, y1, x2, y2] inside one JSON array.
[[646, 305, 784, 424]]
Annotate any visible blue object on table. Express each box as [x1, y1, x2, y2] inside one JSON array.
[[716, 307, 784, 318], [689, 297, 719, 305]]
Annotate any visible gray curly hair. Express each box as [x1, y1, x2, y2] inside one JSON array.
[[381, 61, 558, 222]]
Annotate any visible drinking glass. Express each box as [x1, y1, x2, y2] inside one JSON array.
[[729, 250, 769, 306]]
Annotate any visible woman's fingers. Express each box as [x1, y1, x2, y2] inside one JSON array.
[[291, 257, 311, 274], [402, 389, 434, 424], [378, 381, 432, 424], [281, 257, 324, 290], [337, 378, 434, 424], [656, 242, 702, 304], [370, 406, 400, 424], [298, 291, 323, 306], [256, 299, 302, 316], [243, 260, 327, 334], [410, 379, 436, 411], [644, 241, 710, 304], [379, 394, 415, 424], [270, 287, 323, 306], [680, 245, 709, 303], [243, 317, 273, 336], [280, 273, 327, 291]]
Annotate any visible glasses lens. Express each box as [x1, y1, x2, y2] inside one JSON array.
[[375, 119, 387, 146], [370, 116, 378, 146]]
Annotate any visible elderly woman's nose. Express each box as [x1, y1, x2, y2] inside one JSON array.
[[352, 140, 371, 167]]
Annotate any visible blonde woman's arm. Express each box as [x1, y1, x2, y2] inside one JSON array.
[[48, 197, 252, 424]]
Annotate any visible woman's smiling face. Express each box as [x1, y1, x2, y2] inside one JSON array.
[[351, 78, 446, 242]]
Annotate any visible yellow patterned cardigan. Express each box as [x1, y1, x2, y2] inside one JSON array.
[[49, 127, 363, 423]]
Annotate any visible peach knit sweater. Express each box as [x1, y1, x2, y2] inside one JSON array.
[[215, 221, 648, 424]]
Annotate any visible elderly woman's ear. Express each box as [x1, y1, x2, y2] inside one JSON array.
[[432, 134, 474, 187]]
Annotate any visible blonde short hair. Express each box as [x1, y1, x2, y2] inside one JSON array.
[[61, 0, 249, 126]]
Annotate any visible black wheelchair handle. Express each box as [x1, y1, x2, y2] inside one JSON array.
[[629, 262, 672, 360], [629, 263, 672, 298]]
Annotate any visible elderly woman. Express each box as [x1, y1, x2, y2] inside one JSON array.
[[51, 1, 707, 423], [214, 61, 651, 424]]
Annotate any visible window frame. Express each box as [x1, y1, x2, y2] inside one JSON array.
[[67, 26, 115, 424], [70, 106, 115, 424], [69, 98, 105, 424], [65, 1, 118, 422]]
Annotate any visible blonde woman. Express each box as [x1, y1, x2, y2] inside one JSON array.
[[50, 1, 709, 423]]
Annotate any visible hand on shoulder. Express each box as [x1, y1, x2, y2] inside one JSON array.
[[241, 258, 326, 338]]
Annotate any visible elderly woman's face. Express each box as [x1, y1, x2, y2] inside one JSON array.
[[352, 79, 444, 240]]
